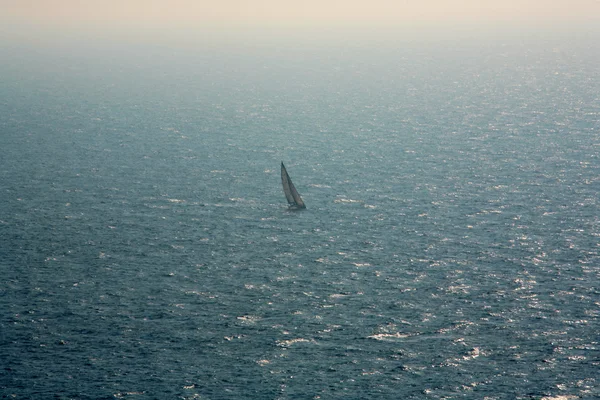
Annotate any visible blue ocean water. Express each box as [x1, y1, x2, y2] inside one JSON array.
[[1, 35, 599, 399]]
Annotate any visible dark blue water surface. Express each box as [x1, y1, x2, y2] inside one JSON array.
[[1, 35, 599, 399]]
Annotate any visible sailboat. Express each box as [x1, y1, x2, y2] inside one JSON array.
[[281, 162, 306, 210]]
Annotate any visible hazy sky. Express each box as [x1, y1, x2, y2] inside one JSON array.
[[2, 0, 599, 43]]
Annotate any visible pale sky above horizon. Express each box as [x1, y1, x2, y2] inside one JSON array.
[[2, 0, 600, 43]]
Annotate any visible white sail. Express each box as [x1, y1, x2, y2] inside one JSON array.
[[281, 162, 306, 209]]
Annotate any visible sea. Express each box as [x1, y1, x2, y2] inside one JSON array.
[[1, 31, 599, 399]]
